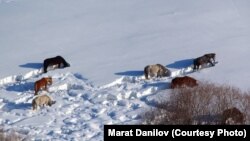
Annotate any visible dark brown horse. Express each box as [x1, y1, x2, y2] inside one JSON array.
[[43, 56, 70, 73], [193, 53, 216, 71], [221, 107, 245, 125], [170, 76, 198, 89]]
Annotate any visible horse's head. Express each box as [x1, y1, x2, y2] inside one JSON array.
[[164, 69, 171, 77], [65, 62, 70, 67], [160, 66, 171, 77], [48, 100, 56, 106], [46, 77, 52, 85]]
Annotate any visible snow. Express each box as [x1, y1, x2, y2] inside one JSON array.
[[0, 0, 250, 140]]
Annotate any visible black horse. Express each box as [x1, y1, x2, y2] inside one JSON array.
[[43, 56, 70, 73], [193, 53, 216, 71]]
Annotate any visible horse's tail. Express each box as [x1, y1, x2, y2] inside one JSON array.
[[144, 66, 149, 79], [34, 83, 38, 95]]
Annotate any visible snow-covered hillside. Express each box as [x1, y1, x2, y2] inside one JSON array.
[[1, 0, 250, 140], [0, 63, 194, 140]]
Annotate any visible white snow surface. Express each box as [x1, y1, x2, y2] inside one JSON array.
[[0, 0, 250, 140]]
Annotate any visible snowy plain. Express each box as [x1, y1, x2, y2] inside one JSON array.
[[0, 0, 250, 140]]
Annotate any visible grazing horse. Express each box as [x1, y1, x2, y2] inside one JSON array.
[[170, 76, 198, 89], [34, 77, 52, 95], [193, 54, 215, 71], [43, 56, 70, 73], [32, 95, 56, 110], [144, 64, 171, 79], [221, 107, 245, 125], [204, 53, 216, 63]]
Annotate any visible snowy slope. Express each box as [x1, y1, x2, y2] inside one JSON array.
[[0, 65, 187, 140], [0, 0, 250, 140], [1, 0, 250, 88]]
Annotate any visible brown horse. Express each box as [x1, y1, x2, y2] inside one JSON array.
[[34, 77, 52, 95], [170, 76, 198, 89], [193, 53, 216, 71], [221, 107, 245, 125], [144, 64, 171, 79], [43, 56, 70, 73]]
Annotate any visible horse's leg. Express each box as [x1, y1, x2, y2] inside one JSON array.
[[33, 104, 37, 110], [45, 84, 50, 92], [44, 84, 48, 91], [34, 85, 37, 95], [209, 60, 215, 66], [44, 68, 47, 73], [43, 65, 47, 73], [144, 72, 148, 79], [157, 71, 161, 78], [57, 63, 60, 69], [193, 64, 197, 71], [195, 62, 201, 70], [34, 90, 37, 95]]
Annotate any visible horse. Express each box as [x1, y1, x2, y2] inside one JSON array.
[[32, 94, 56, 110], [34, 77, 52, 95], [144, 64, 171, 79], [170, 76, 198, 89], [43, 56, 70, 73], [193, 54, 215, 71], [221, 107, 245, 125]]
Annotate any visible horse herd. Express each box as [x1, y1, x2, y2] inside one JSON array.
[[144, 53, 216, 89], [30, 54, 246, 124], [32, 56, 70, 110], [33, 53, 216, 110], [144, 53, 245, 124]]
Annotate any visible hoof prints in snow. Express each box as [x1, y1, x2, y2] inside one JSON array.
[[0, 64, 208, 140]]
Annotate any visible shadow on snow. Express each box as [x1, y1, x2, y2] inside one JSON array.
[[166, 58, 194, 69], [115, 70, 144, 77], [6, 82, 34, 92], [19, 63, 43, 69]]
